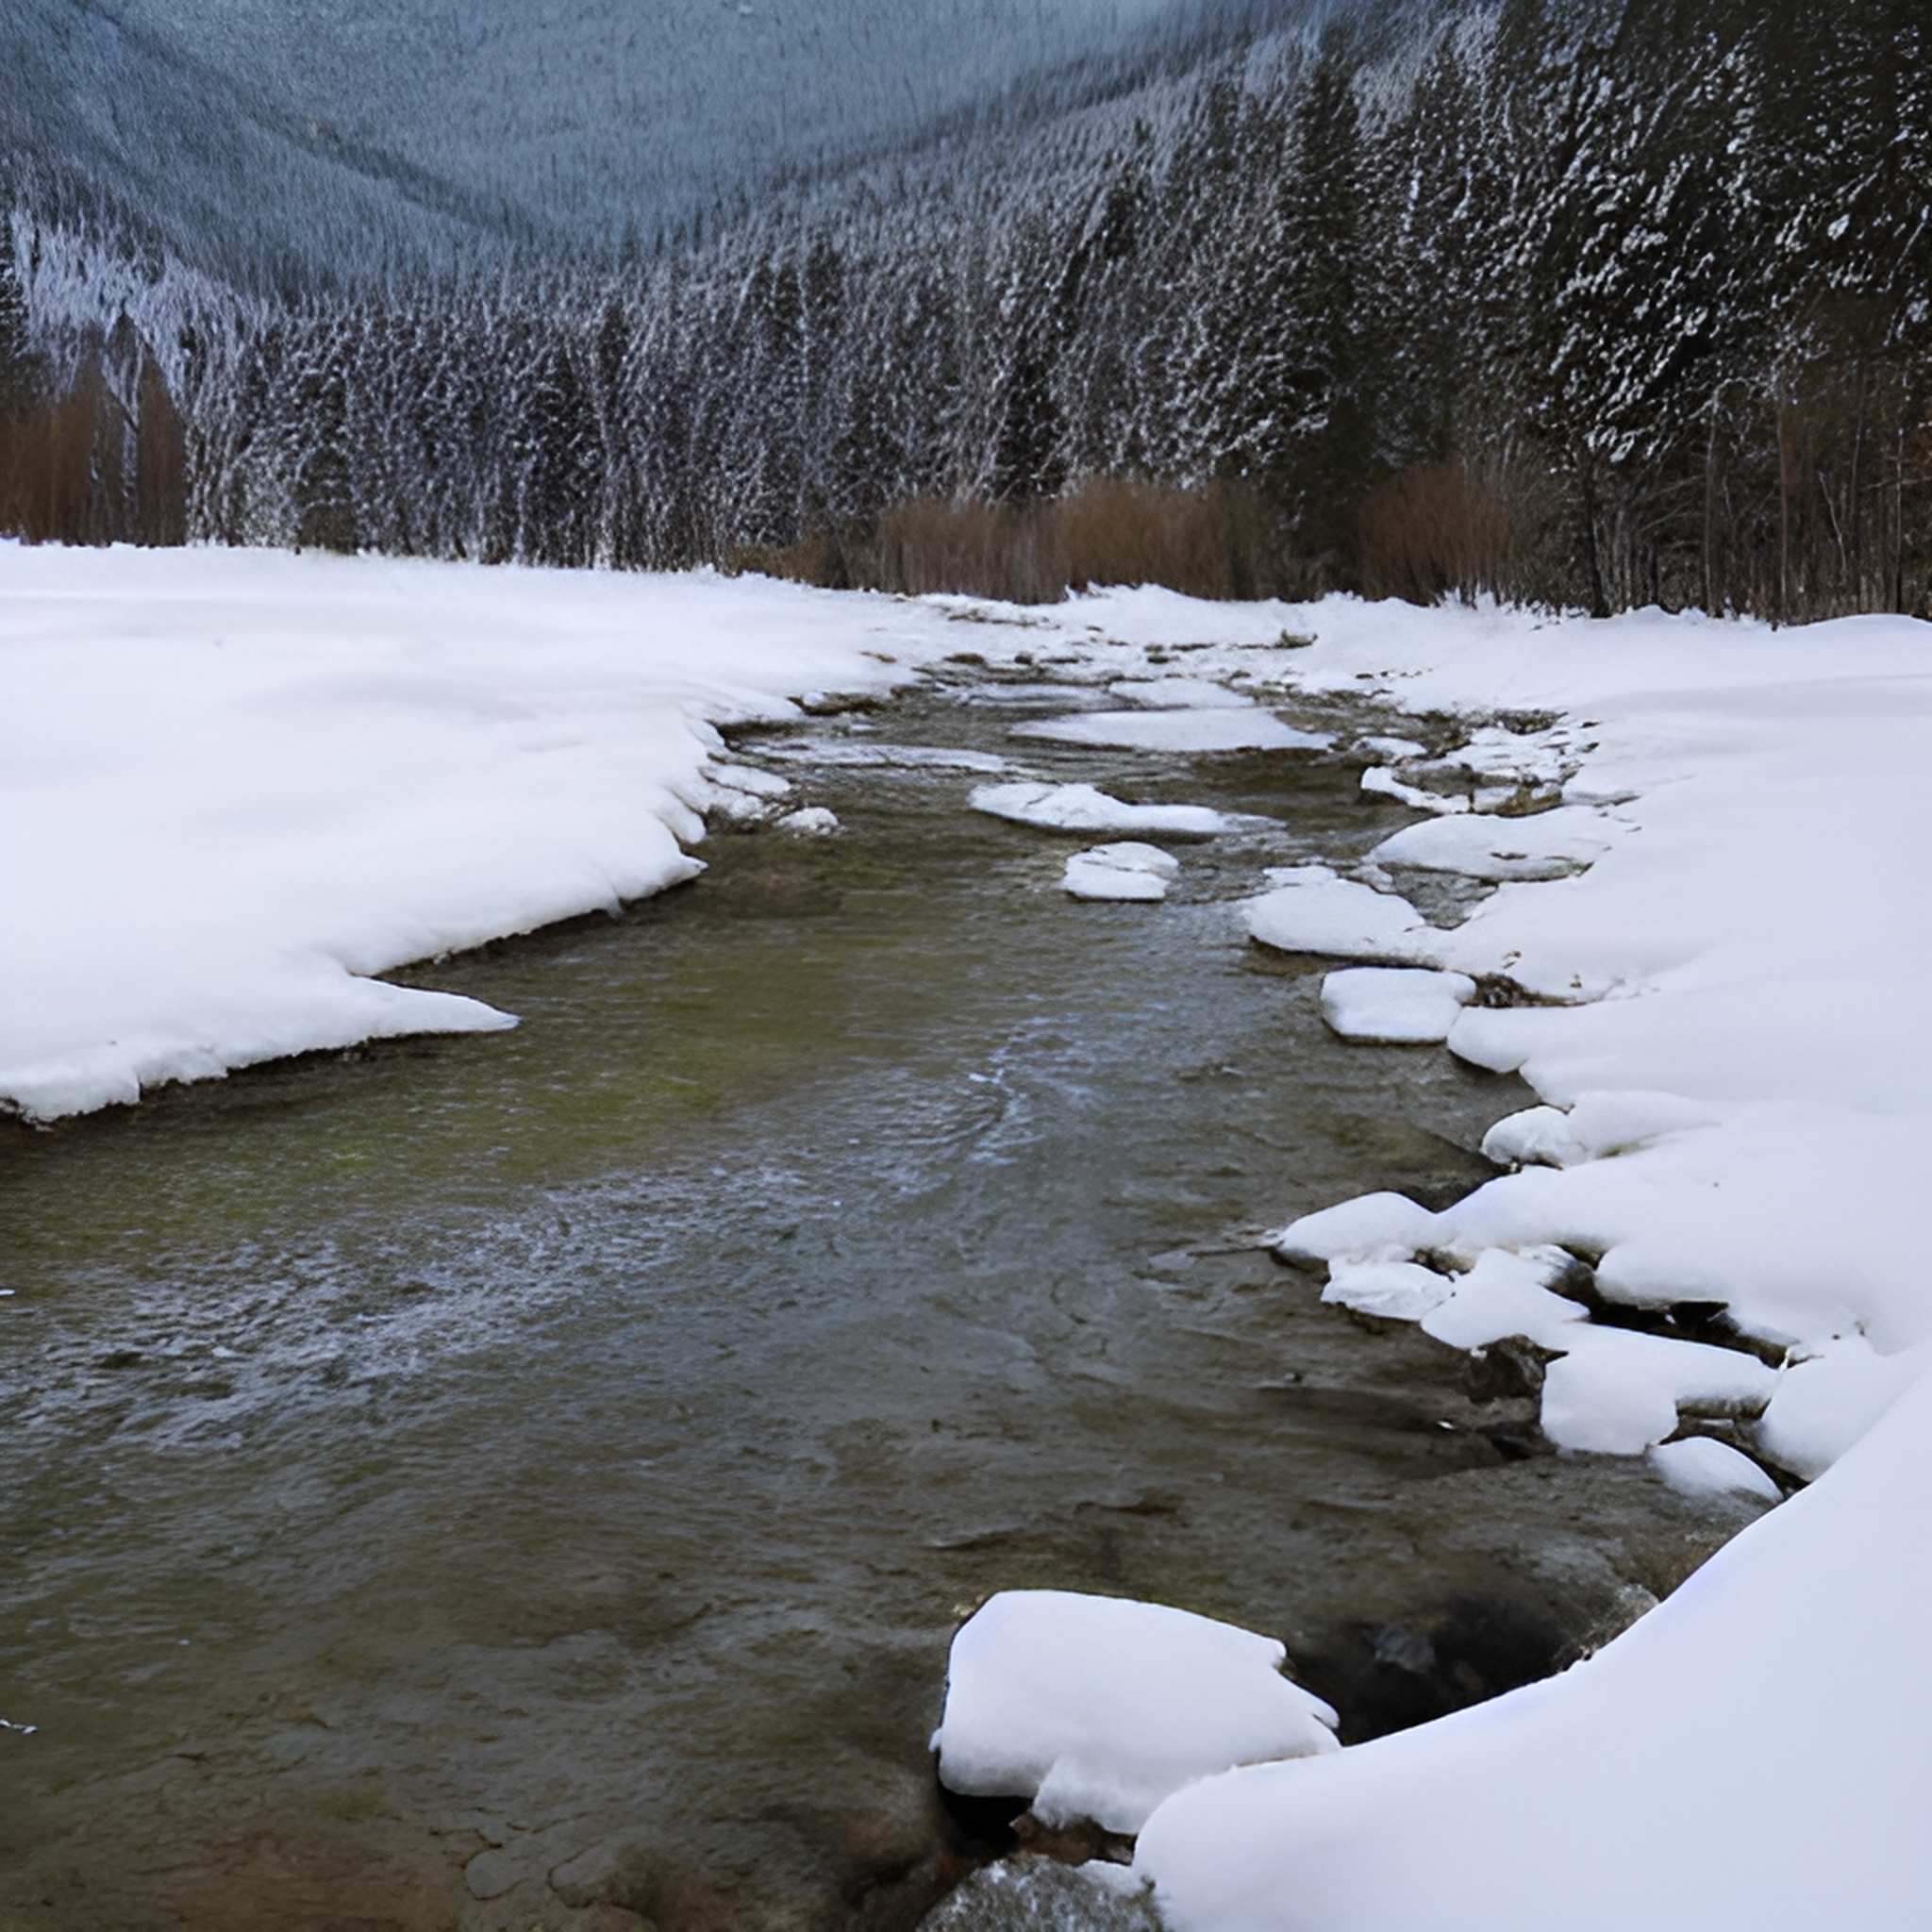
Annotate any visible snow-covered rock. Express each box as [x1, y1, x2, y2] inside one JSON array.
[[1319, 967, 1476, 1043], [1062, 842, 1180, 902], [1481, 1091, 1718, 1170], [1274, 1191, 1440, 1267], [931, 1591, 1338, 1835], [1647, 1437, 1781, 1503], [1243, 868, 1442, 965], [1371, 805, 1620, 880], [775, 805, 841, 836], [1321, 1257, 1456, 1321]]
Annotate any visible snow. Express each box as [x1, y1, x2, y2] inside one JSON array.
[[1062, 842, 1180, 902], [929, 1591, 1338, 1835], [1369, 804, 1621, 880], [1480, 1091, 1719, 1169], [1648, 1437, 1782, 1504], [1274, 1191, 1441, 1267], [775, 806, 841, 836], [969, 782, 1230, 837], [10, 555, 1932, 1930], [0, 547, 982, 1120], [1009, 709, 1332, 753], [1242, 868, 1442, 964], [1321, 1257, 1455, 1321], [1318, 966, 1476, 1043], [1107, 678, 1261, 710], [977, 591, 1931, 1932], [1139, 1372, 1932, 1932]]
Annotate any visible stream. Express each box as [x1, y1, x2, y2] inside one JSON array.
[[0, 665, 1764, 1931]]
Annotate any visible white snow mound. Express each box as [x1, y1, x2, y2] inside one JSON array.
[[1648, 1437, 1781, 1504], [1320, 967, 1476, 1043], [931, 1590, 1338, 1835], [1244, 870, 1442, 965], [1371, 806, 1619, 880], [1274, 1191, 1440, 1267], [1063, 843, 1180, 903]]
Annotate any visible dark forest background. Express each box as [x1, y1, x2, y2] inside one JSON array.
[[3, 0, 1927, 622]]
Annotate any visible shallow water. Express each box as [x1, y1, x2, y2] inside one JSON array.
[[0, 674, 1760, 1931]]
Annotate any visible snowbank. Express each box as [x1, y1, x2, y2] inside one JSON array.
[[1137, 1371, 1932, 1932], [1044, 594, 1931, 1932], [931, 1591, 1338, 1834], [0, 546, 974, 1120]]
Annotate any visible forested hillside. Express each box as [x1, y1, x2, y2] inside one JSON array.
[[4, 0, 1928, 621]]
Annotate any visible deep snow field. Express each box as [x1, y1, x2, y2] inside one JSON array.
[[4, 542, 1928, 1929]]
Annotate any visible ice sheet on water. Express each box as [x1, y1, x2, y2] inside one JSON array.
[[1320, 967, 1476, 1043], [969, 782, 1229, 837], [931, 1591, 1337, 1836]]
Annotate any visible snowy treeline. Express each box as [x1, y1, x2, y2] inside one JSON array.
[[6, 0, 1929, 620]]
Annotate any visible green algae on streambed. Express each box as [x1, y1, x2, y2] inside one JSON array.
[[0, 675, 1773, 1932]]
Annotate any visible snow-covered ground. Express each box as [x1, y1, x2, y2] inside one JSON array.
[[7, 546, 1929, 1927]]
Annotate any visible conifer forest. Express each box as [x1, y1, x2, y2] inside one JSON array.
[[3, 0, 1927, 623]]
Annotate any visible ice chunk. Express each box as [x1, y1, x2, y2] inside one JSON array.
[[1320, 968, 1476, 1044], [1757, 1336, 1925, 1481], [1323, 1258, 1456, 1321], [1648, 1438, 1782, 1503], [1011, 710, 1333, 754], [1244, 874, 1442, 966], [970, 783, 1228, 837], [1063, 843, 1180, 903], [775, 806, 840, 836], [1421, 1246, 1590, 1351], [1357, 736, 1430, 761], [1275, 1191, 1439, 1266], [931, 1590, 1338, 1835], [1371, 807, 1618, 880]]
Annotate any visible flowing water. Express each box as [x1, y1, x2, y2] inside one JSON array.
[[0, 670, 1763, 1931]]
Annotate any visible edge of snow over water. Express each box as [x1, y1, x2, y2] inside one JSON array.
[[0, 545, 973, 1121], [1006, 591, 1929, 1932]]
